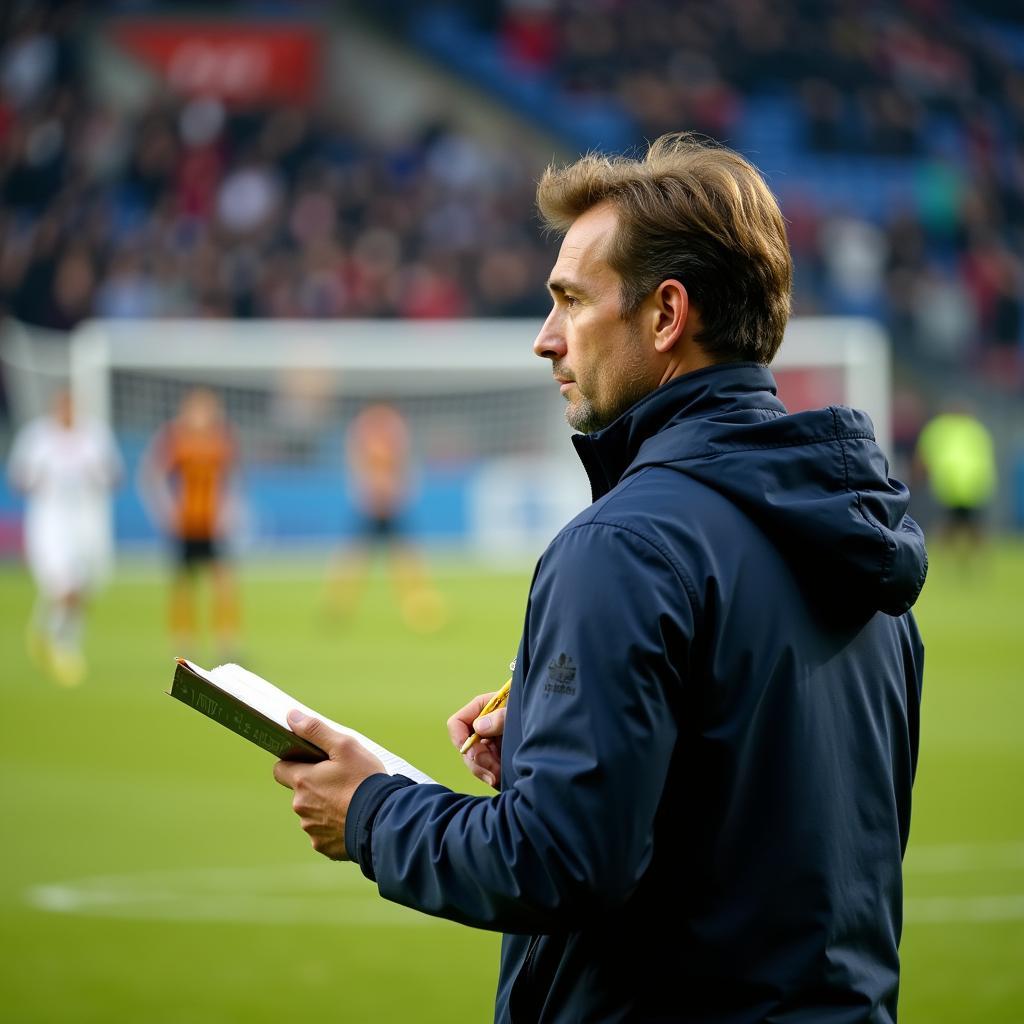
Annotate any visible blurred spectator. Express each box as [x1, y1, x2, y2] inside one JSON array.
[[818, 214, 888, 315], [909, 267, 975, 362]]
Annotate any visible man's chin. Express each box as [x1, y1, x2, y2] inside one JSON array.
[[568, 391, 649, 434], [566, 399, 606, 435]]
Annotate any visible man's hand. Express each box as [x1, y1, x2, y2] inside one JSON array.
[[447, 692, 506, 790], [273, 710, 387, 861]]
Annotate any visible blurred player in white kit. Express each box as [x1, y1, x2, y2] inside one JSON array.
[[7, 389, 122, 686]]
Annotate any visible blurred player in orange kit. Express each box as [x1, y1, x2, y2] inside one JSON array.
[[139, 388, 241, 657], [326, 402, 445, 632], [7, 388, 122, 686]]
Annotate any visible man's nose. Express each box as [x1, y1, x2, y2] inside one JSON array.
[[533, 310, 567, 361]]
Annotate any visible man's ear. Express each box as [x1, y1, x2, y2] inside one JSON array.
[[652, 279, 688, 354]]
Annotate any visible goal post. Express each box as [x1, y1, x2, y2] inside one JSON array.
[[64, 316, 891, 559]]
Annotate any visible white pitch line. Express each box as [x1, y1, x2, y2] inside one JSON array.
[[25, 864, 446, 928], [906, 841, 1024, 873], [23, 840, 1024, 927], [905, 895, 1024, 924]]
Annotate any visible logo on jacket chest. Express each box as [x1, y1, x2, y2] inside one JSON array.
[[544, 653, 577, 696]]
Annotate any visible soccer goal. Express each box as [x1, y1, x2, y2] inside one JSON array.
[[65, 316, 891, 558], [0, 320, 74, 434]]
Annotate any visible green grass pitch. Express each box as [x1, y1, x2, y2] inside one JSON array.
[[0, 542, 1021, 1022]]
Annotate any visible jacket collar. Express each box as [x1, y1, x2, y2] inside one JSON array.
[[571, 361, 782, 501]]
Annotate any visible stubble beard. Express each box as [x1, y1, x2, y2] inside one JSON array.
[[565, 320, 652, 434], [565, 394, 603, 434]]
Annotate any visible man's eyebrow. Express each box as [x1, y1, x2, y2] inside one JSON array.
[[546, 277, 589, 298]]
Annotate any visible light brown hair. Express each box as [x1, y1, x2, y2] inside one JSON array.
[[536, 133, 792, 364]]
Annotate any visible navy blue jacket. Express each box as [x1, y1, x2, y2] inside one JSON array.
[[346, 362, 926, 1023]]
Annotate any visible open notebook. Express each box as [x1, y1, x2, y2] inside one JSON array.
[[168, 658, 435, 785]]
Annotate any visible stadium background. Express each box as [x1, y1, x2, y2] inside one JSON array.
[[0, 1, 1021, 1021]]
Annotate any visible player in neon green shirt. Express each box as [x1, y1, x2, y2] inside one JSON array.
[[916, 410, 997, 556]]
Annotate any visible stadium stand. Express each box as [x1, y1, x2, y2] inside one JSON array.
[[0, 2, 553, 333], [0, 0, 1022, 397], [384, 0, 1024, 390]]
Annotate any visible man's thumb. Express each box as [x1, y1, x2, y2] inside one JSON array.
[[474, 706, 506, 737], [288, 710, 334, 751]]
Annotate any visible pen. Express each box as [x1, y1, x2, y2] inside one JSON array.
[[459, 677, 512, 755]]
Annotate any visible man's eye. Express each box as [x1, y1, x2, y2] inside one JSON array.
[[564, 295, 578, 307]]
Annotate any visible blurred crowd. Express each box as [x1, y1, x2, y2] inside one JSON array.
[[2, 0, 1024, 388], [0, 3, 551, 329], [484, 0, 1024, 384], [494, 0, 1016, 153]]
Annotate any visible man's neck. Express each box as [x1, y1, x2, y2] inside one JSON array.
[[651, 315, 715, 386]]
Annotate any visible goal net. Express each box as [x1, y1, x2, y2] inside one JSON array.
[[52, 316, 890, 559]]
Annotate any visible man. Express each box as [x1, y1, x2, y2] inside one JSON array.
[[915, 402, 997, 564], [7, 388, 122, 685], [139, 387, 241, 657], [274, 134, 927, 1023], [324, 402, 445, 632]]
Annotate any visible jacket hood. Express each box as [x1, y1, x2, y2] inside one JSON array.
[[572, 362, 928, 618]]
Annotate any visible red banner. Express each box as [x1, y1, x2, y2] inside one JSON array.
[[111, 21, 318, 106]]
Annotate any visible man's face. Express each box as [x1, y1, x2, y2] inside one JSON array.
[[534, 202, 654, 434], [180, 389, 221, 431]]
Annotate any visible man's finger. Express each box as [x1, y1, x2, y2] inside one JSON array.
[[273, 759, 304, 790], [447, 692, 497, 749], [447, 714, 471, 749], [468, 760, 496, 788], [468, 744, 499, 776]]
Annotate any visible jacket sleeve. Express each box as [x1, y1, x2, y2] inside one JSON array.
[[346, 521, 694, 934]]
